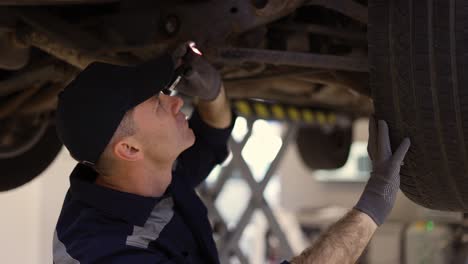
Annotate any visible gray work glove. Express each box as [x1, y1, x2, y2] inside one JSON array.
[[171, 42, 222, 101], [354, 117, 411, 226]]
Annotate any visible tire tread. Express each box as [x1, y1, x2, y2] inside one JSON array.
[[370, 0, 468, 210]]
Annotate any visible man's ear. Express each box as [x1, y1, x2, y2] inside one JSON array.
[[113, 137, 143, 162]]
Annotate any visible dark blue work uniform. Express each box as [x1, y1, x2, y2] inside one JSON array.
[[53, 110, 235, 264]]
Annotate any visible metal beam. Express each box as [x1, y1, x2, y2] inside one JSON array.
[[214, 47, 368, 72]]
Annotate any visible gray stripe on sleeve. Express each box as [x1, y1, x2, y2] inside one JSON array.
[[53, 231, 80, 264], [126, 197, 174, 249]]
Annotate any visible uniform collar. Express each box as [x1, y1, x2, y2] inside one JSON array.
[[69, 163, 170, 226]]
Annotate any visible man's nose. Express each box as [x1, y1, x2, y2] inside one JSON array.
[[172, 95, 184, 114], [161, 93, 184, 114]]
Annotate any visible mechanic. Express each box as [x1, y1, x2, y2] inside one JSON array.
[[53, 42, 410, 264]]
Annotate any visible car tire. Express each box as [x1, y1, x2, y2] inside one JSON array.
[[0, 124, 62, 191], [369, 0, 468, 210], [296, 126, 352, 170]]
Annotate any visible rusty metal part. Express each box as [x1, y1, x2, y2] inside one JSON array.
[[0, 0, 118, 5], [0, 69, 75, 118], [1, 0, 371, 118], [13, 8, 131, 68], [14, 8, 102, 51], [0, 115, 49, 159], [0, 32, 30, 70], [17, 29, 99, 69], [222, 63, 267, 79], [0, 0, 307, 70], [224, 70, 373, 115], [254, 0, 305, 18], [73, 0, 305, 58], [3, 0, 366, 72], [0, 75, 74, 118], [271, 23, 367, 42], [0, 84, 41, 119], [307, 0, 368, 24], [213, 47, 368, 72], [157, 0, 306, 45], [0, 61, 77, 96], [18, 82, 65, 114], [6, 0, 308, 69], [16, 28, 132, 69]]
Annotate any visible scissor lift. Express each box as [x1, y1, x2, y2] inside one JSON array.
[[198, 117, 297, 263], [197, 99, 350, 263]]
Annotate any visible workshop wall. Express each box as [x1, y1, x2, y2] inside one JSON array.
[[0, 148, 73, 264], [0, 175, 40, 263]]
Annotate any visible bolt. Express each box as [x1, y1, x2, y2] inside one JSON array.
[[164, 15, 180, 36]]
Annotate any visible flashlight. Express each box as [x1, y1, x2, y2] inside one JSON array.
[[164, 41, 203, 94], [188, 42, 202, 56]]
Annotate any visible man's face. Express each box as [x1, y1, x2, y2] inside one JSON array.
[[132, 93, 195, 163]]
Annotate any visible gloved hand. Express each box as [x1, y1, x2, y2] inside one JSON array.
[[171, 42, 222, 101], [354, 117, 411, 226]]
